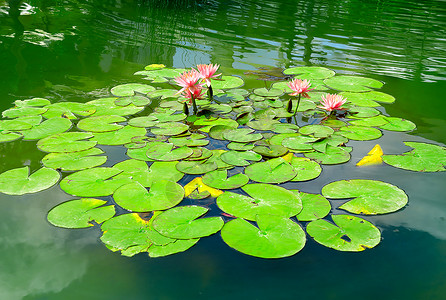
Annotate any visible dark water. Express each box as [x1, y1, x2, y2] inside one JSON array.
[[0, 0, 446, 299]]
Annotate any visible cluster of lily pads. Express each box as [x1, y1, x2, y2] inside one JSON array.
[[0, 65, 445, 259]]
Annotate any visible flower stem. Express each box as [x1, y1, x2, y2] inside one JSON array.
[[192, 97, 198, 115], [208, 85, 214, 100], [293, 94, 302, 116]]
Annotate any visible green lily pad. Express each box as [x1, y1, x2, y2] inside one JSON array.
[[20, 117, 72, 140], [148, 238, 200, 258], [252, 144, 288, 158], [223, 128, 263, 143], [146, 142, 193, 161], [305, 145, 351, 164], [90, 125, 146, 145], [292, 191, 331, 221], [176, 160, 218, 174], [282, 135, 318, 151], [283, 66, 335, 79], [244, 158, 297, 183], [128, 116, 158, 128], [349, 115, 388, 127], [110, 159, 153, 187], [2, 106, 47, 118], [379, 117, 416, 132], [151, 110, 186, 123], [169, 134, 209, 147], [340, 91, 395, 105], [0, 131, 22, 143], [37, 132, 96, 153], [111, 83, 155, 96], [253, 88, 284, 97], [60, 167, 131, 197], [289, 157, 322, 181], [211, 76, 244, 90], [147, 161, 184, 182], [0, 166, 60, 195], [47, 198, 115, 228], [220, 150, 262, 167], [194, 117, 238, 133], [348, 106, 381, 118], [113, 180, 184, 212], [0, 115, 42, 131], [306, 215, 381, 251], [77, 115, 126, 132], [115, 95, 151, 107], [147, 89, 179, 99], [152, 205, 224, 239], [42, 103, 95, 119], [299, 125, 334, 138], [339, 125, 382, 141], [14, 98, 51, 107], [324, 76, 383, 92], [42, 148, 107, 171], [126, 144, 155, 161], [322, 179, 408, 214], [217, 183, 302, 220], [269, 133, 300, 146], [221, 215, 306, 258], [202, 169, 249, 189], [151, 122, 189, 136], [272, 123, 299, 134], [382, 142, 446, 172], [312, 134, 348, 153], [226, 142, 254, 151], [246, 119, 280, 131], [88, 97, 144, 117], [208, 125, 233, 140]]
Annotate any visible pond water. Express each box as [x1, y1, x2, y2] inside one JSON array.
[[0, 0, 446, 299]]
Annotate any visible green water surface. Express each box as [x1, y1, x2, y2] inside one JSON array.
[[0, 0, 445, 299]]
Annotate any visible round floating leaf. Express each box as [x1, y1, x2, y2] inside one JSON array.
[[283, 66, 335, 79], [299, 125, 334, 138], [282, 135, 318, 151], [340, 91, 395, 105], [305, 145, 351, 165], [379, 117, 416, 132], [324, 76, 383, 92], [47, 198, 115, 228], [148, 161, 184, 183], [170, 134, 209, 147], [2, 106, 47, 118], [253, 88, 284, 97], [348, 106, 381, 118], [221, 215, 306, 259], [0, 115, 42, 131], [208, 125, 233, 140], [15, 98, 51, 107], [306, 215, 381, 251], [202, 169, 249, 189], [382, 142, 446, 172], [270, 133, 300, 146], [37, 132, 96, 153], [42, 102, 96, 119], [211, 75, 244, 90], [152, 205, 224, 239], [194, 117, 238, 133], [91, 125, 146, 145], [42, 148, 107, 171], [111, 159, 152, 187], [227, 142, 254, 151], [220, 150, 262, 167], [0, 131, 22, 143], [113, 181, 184, 212], [185, 147, 213, 161], [312, 133, 348, 153], [126, 144, 155, 161], [272, 123, 299, 134], [151, 110, 186, 123], [151, 122, 189, 136], [292, 191, 331, 221], [0, 167, 60, 195], [247, 119, 280, 131], [88, 97, 144, 117], [60, 167, 131, 197], [176, 160, 218, 174], [20, 117, 72, 140], [339, 125, 382, 141], [146, 142, 193, 161], [223, 128, 263, 143], [253, 144, 288, 158], [128, 116, 158, 128], [111, 83, 155, 96], [349, 115, 388, 127], [217, 184, 302, 221], [289, 157, 322, 181], [115, 95, 151, 107], [148, 238, 199, 258], [77, 115, 125, 132], [147, 89, 179, 99], [322, 179, 408, 215], [245, 158, 297, 183]]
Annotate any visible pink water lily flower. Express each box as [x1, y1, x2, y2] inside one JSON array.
[[183, 86, 205, 105], [318, 93, 347, 112], [196, 63, 221, 86], [174, 69, 203, 95], [286, 78, 314, 98]]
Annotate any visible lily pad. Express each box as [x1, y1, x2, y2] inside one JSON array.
[[253, 87, 284, 97], [324, 76, 383, 92], [152, 205, 224, 239], [60, 167, 131, 197], [223, 128, 263, 143], [382, 142, 446, 172], [42, 147, 107, 171], [88, 97, 144, 117], [37, 132, 96, 153], [90, 125, 146, 145], [151, 122, 189, 136], [289, 157, 322, 181], [244, 158, 297, 184], [221, 215, 306, 258], [14, 98, 51, 107], [42, 102, 96, 119], [128, 116, 158, 128], [252, 144, 288, 158], [282, 135, 318, 151], [217, 183, 302, 220], [202, 169, 249, 189], [148, 238, 199, 258], [339, 125, 382, 141], [322, 179, 408, 214], [348, 106, 381, 118], [306, 215, 381, 251], [305, 145, 351, 165], [146, 142, 193, 161], [0, 131, 22, 143], [349, 115, 388, 127], [299, 125, 334, 138], [283, 66, 335, 79], [272, 123, 299, 134], [113, 181, 184, 212], [220, 150, 262, 167], [111, 83, 155, 96], [194, 117, 238, 133], [247, 119, 280, 131], [115, 95, 151, 107], [379, 117, 416, 132], [0, 166, 60, 195], [47, 198, 115, 228], [340, 91, 395, 105], [169, 134, 209, 147], [211, 76, 244, 90], [77, 115, 126, 132], [2, 106, 47, 118], [0, 115, 42, 131], [176, 160, 218, 174], [227, 142, 254, 151], [292, 191, 331, 221], [20, 117, 72, 140]]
